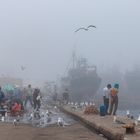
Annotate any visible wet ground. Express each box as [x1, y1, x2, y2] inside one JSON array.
[[0, 123, 106, 140], [0, 101, 107, 140], [1, 101, 76, 127]]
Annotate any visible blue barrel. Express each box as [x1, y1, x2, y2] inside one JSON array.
[[100, 105, 106, 116]]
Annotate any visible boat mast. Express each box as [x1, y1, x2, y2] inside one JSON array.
[[72, 50, 76, 69]]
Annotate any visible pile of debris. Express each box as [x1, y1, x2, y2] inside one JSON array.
[[84, 105, 99, 115]]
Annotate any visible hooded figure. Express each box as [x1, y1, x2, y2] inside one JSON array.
[[114, 84, 119, 89]]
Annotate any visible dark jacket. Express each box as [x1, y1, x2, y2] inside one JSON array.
[[33, 89, 39, 101], [0, 90, 5, 102]]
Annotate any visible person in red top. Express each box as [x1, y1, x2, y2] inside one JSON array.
[[11, 101, 21, 115]]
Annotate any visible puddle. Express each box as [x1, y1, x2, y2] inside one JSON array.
[[0, 102, 76, 128]]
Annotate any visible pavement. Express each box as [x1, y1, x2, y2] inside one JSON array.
[[0, 123, 106, 140]]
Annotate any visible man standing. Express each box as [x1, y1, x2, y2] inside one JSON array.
[[103, 84, 112, 114], [0, 86, 5, 105], [109, 83, 119, 115], [62, 89, 69, 104], [24, 84, 33, 108], [33, 88, 41, 110]]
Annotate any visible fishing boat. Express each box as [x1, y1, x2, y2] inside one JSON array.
[[61, 53, 101, 102]]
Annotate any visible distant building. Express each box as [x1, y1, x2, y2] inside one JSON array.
[[0, 77, 23, 87]]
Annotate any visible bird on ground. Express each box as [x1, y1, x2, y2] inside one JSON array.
[[44, 111, 51, 123], [13, 115, 20, 126], [46, 110, 49, 116], [71, 102, 74, 106], [57, 117, 64, 127], [13, 119, 17, 126], [5, 112, 9, 122], [85, 102, 88, 106], [17, 115, 20, 122], [137, 114, 140, 122], [90, 102, 93, 106], [29, 113, 34, 121], [54, 106, 57, 109], [41, 111, 45, 117], [1, 116, 5, 122], [126, 110, 130, 118], [80, 102, 84, 107], [13, 119, 20, 126]]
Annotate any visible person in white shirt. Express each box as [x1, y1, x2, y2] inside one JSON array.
[[103, 84, 112, 114]]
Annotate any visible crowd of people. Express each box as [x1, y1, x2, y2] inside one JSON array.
[[0, 82, 120, 117], [0, 84, 42, 116]]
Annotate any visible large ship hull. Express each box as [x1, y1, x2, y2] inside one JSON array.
[[61, 58, 101, 102], [69, 75, 101, 102]]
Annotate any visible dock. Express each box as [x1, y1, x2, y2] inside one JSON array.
[[60, 105, 140, 140]]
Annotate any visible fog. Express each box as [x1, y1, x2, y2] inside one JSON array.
[[0, 0, 140, 86]]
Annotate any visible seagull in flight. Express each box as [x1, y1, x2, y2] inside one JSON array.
[[75, 27, 88, 33], [74, 25, 96, 33], [21, 66, 26, 71], [87, 25, 96, 29]]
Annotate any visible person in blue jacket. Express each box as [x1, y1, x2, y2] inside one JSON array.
[[0, 86, 5, 105]]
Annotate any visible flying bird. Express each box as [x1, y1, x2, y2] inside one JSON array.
[[74, 27, 88, 33], [87, 25, 96, 29], [21, 66, 26, 71], [74, 25, 96, 33]]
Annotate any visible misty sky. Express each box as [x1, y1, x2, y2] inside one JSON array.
[[0, 0, 140, 85]]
